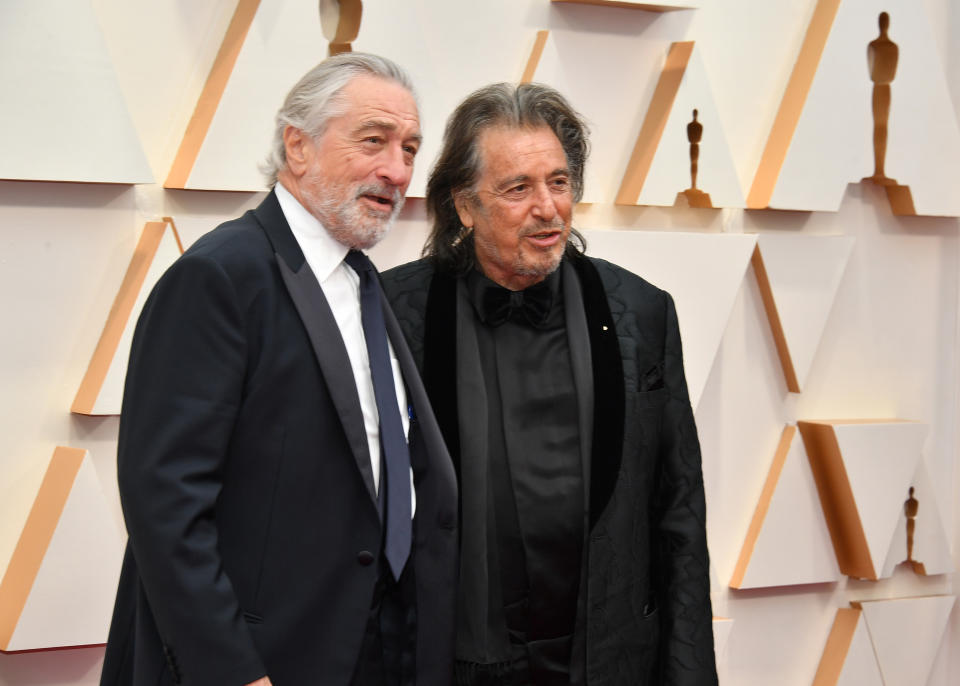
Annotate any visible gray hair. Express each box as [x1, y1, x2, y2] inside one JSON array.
[[424, 82, 589, 274], [261, 52, 416, 186]]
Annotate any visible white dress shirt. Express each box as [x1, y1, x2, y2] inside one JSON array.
[[276, 183, 413, 507]]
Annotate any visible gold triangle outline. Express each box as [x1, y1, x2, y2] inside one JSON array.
[[0, 447, 86, 651], [72, 219, 184, 415]]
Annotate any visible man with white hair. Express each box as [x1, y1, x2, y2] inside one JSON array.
[[100, 53, 457, 686]]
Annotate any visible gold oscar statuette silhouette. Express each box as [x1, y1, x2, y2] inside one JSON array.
[[901, 486, 927, 575], [862, 12, 916, 214], [864, 12, 898, 185], [677, 109, 713, 208], [320, 0, 363, 56]]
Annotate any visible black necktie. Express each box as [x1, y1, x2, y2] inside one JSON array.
[[343, 250, 412, 580], [480, 279, 554, 328]]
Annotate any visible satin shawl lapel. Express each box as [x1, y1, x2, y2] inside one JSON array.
[[421, 268, 461, 479], [569, 254, 625, 529], [255, 192, 378, 505], [561, 262, 594, 516]]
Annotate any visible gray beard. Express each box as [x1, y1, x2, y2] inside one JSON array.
[[476, 216, 568, 280], [305, 181, 405, 250]]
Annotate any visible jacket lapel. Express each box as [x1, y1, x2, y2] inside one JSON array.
[[421, 268, 461, 479], [256, 191, 378, 505], [561, 261, 594, 517], [569, 254, 625, 529]]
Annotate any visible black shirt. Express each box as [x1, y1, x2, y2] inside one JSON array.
[[463, 268, 584, 685]]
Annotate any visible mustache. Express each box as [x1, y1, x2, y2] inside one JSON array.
[[355, 183, 404, 206], [520, 216, 567, 237]]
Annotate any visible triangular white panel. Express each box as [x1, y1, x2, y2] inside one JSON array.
[[0, 0, 152, 183], [733, 427, 840, 589], [755, 234, 854, 392], [712, 618, 733, 656], [711, 617, 733, 676], [524, 30, 679, 204], [182, 0, 559, 193], [860, 596, 956, 686], [632, 46, 744, 208], [835, 611, 884, 686], [583, 230, 756, 409], [833, 421, 926, 579], [766, 0, 960, 215], [4, 450, 124, 650], [73, 221, 184, 416], [881, 458, 954, 577], [184, 0, 329, 191]]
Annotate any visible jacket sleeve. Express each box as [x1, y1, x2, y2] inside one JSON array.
[[655, 292, 718, 686], [117, 253, 267, 685]]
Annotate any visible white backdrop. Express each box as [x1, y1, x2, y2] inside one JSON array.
[[0, 0, 957, 684]]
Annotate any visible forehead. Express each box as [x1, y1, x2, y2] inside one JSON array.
[[335, 74, 420, 134], [476, 126, 567, 181]]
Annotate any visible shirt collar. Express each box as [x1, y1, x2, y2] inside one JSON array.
[[275, 181, 349, 282]]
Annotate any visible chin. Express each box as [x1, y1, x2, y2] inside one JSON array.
[[331, 210, 397, 250], [525, 248, 565, 277], [349, 223, 390, 250]]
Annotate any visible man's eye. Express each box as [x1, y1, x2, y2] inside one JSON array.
[[403, 145, 419, 156], [364, 136, 384, 145], [551, 178, 570, 190]]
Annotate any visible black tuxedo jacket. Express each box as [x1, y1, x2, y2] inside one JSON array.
[[100, 191, 458, 686], [381, 254, 717, 686]]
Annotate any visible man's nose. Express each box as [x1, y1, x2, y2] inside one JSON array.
[[377, 145, 412, 189], [530, 183, 558, 221]]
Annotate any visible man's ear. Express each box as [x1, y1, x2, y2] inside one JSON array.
[[283, 126, 310, 177], [453, 190, 475, 229]]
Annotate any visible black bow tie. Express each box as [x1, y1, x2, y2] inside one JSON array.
[[479, 279, 554, 328]]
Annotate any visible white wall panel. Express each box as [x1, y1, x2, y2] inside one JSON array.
[[0, 0, 152, 183], [0, 0, 957, 685]]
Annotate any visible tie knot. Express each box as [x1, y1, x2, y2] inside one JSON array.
[[344, 250, 373, 275]]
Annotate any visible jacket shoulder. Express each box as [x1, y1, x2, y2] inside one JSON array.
[[587, 255, 663, 295], [381, 259, 436, 371], [381, 258, 435, 317], [184, 212, 270, 265], [381, 257, 435, 288], [166, 211, 276, 288], [585, 255, 669, 314]]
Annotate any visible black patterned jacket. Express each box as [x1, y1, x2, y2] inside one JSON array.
[[381, 252, 717, 686]]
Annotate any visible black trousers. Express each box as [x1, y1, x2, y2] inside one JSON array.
[[351, 559, 417, 686]]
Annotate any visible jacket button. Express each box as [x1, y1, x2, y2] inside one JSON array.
[[357, 550, 375, 566]]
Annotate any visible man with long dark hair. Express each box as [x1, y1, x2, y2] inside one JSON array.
[[383, 82, 717, 686]]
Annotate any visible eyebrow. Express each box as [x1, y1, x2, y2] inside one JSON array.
[[494, 174, 530, 191], [358, 119, 423, 144], [494, 168, 570, 191]]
